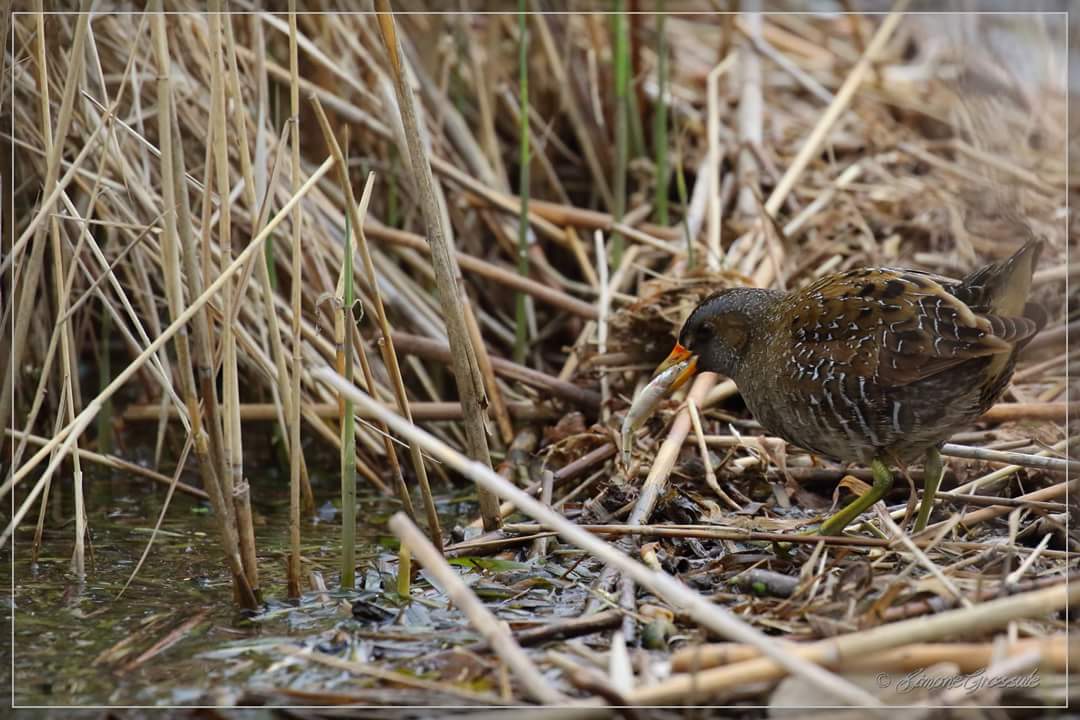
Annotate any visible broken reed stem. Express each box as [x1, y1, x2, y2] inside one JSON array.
[[375, 1, 501, 532], [287, 1, 303, 600], [309, 97, 432, 545], [611, 0, 629, 268], [314, 367, 884, 708], [513, 0, 531, 366], [389, 512, 565, 704]]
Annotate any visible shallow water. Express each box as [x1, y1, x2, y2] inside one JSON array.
[[10, 464, 408, 706]]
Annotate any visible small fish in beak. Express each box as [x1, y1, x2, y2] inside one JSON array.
[[619, 343, 699, 466]]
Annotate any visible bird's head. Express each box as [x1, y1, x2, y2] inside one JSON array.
[[652, 288, 770, 390]]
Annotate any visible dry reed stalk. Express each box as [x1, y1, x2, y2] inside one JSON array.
[[939, 444, 1076, 473], [315, 367, 885, 708], [1, 157, 333, 597], [393, 31, 516, 449], [1, 1, 91, 432], [389, 512, 566, 704], [735, 7, 763, 223], [364, 221, 598, 319], [286, 1, 303, 599], [310, 98, 442, 545], [154, 27, 252, 605], [1, 120, 107, 277], [149, 2, 238, 596], [390, 333, 600, 410], [193, 107, 233, 542], [752, 2, 908, 288], [532, 10, 614, 210], [247, 123, 316, 512], [32, 4, 88, 577], [670, 636, 1069, 674], [493, 522, 960, 550], [376, 1, 501, 531], [980, 402, 1076, 423], [940, 437, 1072, 500], [122, 401, 557, 423], [594, 231, 611, 422], [686, 398, 739, 510], [629, 375, 719, 526], [631, 581, 1073, 704], [937, 479, 1075, 535], [223, 9, 314, 513], [514, 197, 679, 241], [209, 3, 258, 597], [5, 428, 206, 500], [704, 60, 728, 272]]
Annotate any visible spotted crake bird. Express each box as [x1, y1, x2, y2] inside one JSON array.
[[644, 239, 1045, 535]]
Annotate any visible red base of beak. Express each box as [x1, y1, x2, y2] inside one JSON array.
[[654, 343, 699, 392]]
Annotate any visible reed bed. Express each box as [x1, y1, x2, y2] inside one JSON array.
[[5, 4, 1074, 710]]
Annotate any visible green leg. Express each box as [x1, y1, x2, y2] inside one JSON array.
[[818, 458, 893, 536], [913, 447, 943, 533]]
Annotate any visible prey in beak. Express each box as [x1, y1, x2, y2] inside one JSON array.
[[620, 343, 700, 466], [651, 343, 699, 393]]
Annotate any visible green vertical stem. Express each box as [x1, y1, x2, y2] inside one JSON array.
[[611, 0, 629, 268], [653, 0, 669, 226], [341, 209, 357, 590], [514, 0, 531, 365]]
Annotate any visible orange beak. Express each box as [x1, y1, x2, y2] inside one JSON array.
[[653, 342, 699, 392]]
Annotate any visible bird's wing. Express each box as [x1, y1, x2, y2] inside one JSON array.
[[787, 268, 1037, 387]]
